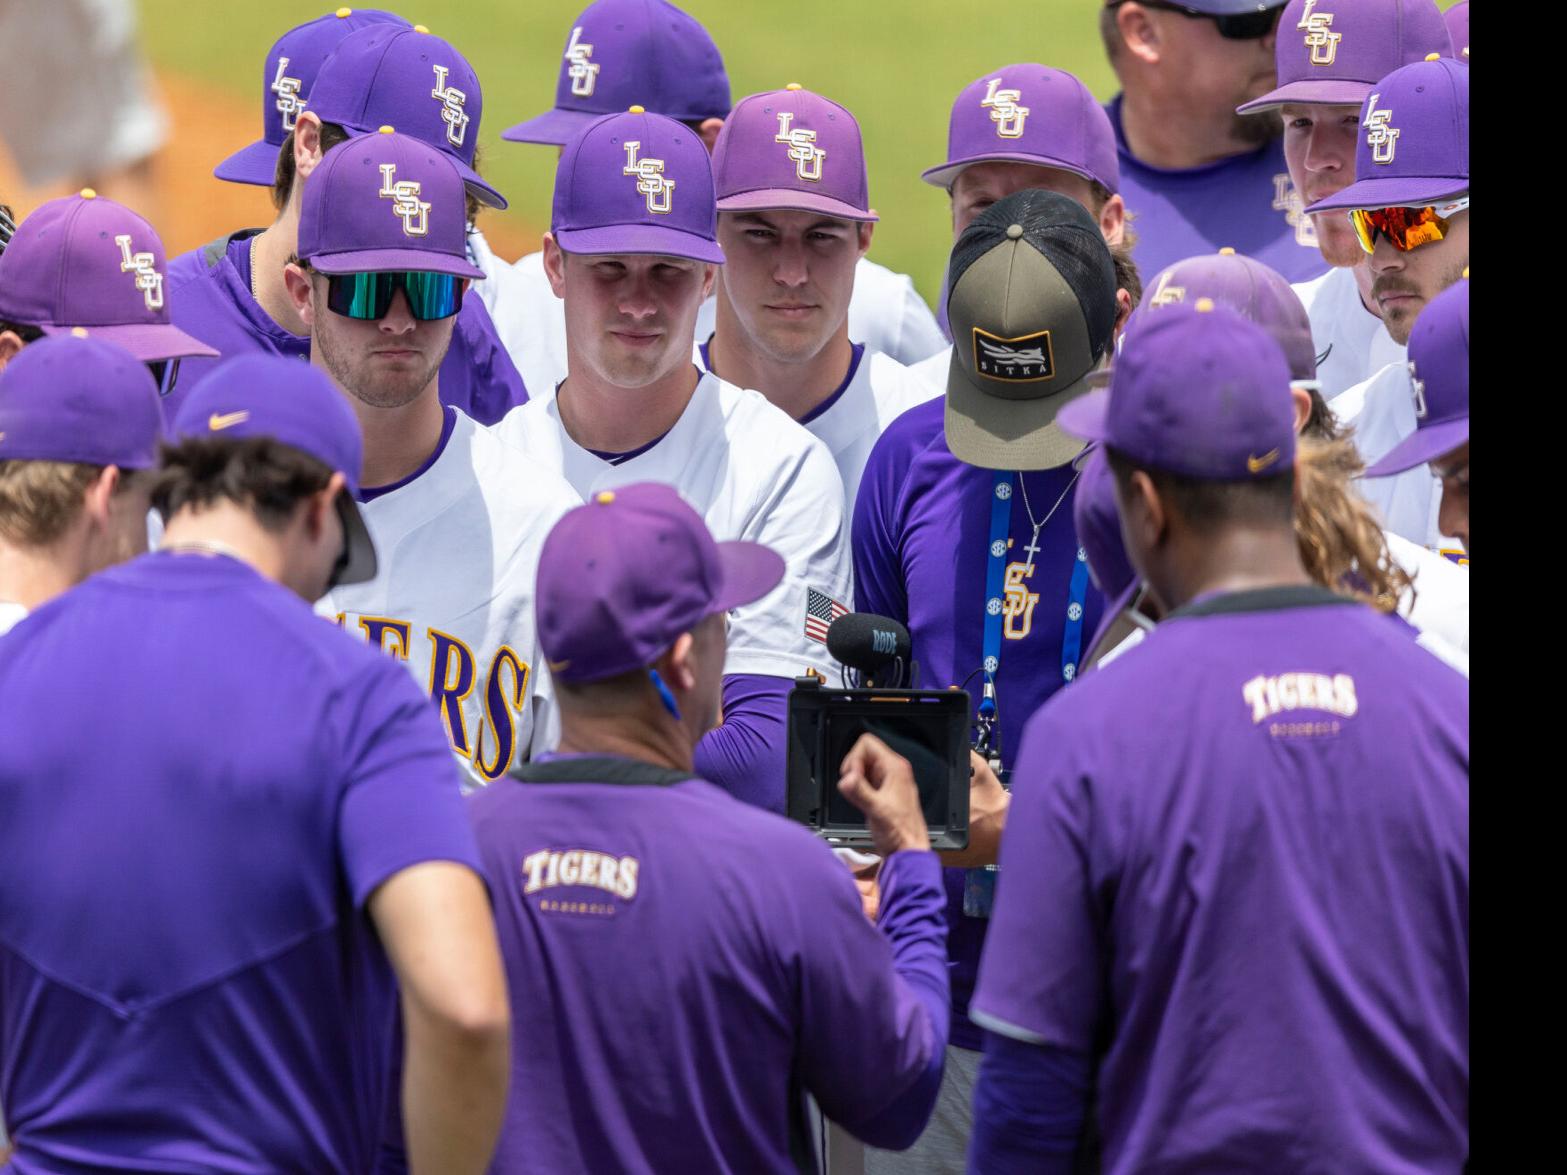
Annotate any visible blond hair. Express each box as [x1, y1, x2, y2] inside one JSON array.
[[1293, 435, 1414, 614], [0, 459, 102, 546]]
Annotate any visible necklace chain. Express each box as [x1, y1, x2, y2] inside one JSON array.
[[249, 235, 262, 302], [1016, 468, 1081, 571]]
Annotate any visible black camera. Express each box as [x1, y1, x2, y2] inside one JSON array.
[[785, 614, 971, 851]]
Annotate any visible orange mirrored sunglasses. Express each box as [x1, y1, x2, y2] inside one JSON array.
[[1350, 196, 1469, 254]]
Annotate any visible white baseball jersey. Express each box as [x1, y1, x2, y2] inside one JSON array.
[[1333, 362, 1460, 553], [696, 343, 940, 512], [475, 246, 947, 401], [490, 372, 852, 679], [319, 407, 580, 790], [1293, 265, 1405, 402], [0, 601, 25, 638], [1386, 531, 1468, 658], [909, 344, 951, 393]]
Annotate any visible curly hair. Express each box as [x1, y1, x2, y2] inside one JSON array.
[[1293, 434, 1415, 614]]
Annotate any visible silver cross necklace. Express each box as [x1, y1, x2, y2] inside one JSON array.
[[1016, 468, 1081, 573]]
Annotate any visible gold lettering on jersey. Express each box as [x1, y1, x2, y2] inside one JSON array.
[[1363, 95, 1399, 165], [775, 112, 827, 181], [1002, 561, 1039, 640], [523, 848, 640, 900], [1272, 173, 1318, 248], [623, 142, 675, 214], [1241, 672, 1359, 724], [115, 235, 164, 311], [475, 646, 531, 782], [378, 164, 431, 236], [1297, 0, 1342, 66], [359, 615, 412, 661], [980, 78, 1029, 138]]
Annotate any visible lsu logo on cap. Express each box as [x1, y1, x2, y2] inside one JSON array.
[[1364, 94, 1399, 164], [1297, 0, 1341, 66], [430, 64, 470, 148], [270, 56, 305, 131], [980, 77, 1029, 139], [774, 112, 826, 182], [563, 26, 599, 97], [1147, 270, 1185, 307], [378, 164, 430, 235], [1408, 360, 1428, 419], [973, 327, 1054, 382], [622, 142, 675, 214], [115, 235, 163, 312]]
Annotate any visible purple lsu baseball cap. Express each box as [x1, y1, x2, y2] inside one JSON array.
[[1365, 275, 1467, 477], [1060, 299, 1297, 480], [922, 64, 1119, 194], [1238, 0, 1451, 114], [1072, 446, 1136, 600], [307, 23, 507, 209], [213, 8, 411, 186], [536, 482, 785, 684], [1136, 249, 1317, 384], [712, 85, 877, 223], [1445, 1, 1468, 61], [171, 354, 377, 586], [552, 109, 725, 263], [1305, 56, 1468, 212], [298, 129, 486, 279], [503, 0, 731, 146], [0, 192, 218, 363], [0, 333, 165, 469]]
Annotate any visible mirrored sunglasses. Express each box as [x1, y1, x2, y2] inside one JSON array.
[[325, 270, 466, 322], [1350, 197, 1470, 255]]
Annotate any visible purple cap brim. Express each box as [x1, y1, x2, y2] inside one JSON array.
[[1054, 387, 1113, 445], [920, 152, 1100, 192], [308, 247, 486, 280], [333, 490, 379, 587], [554, 223, 725, 265], [213, 137, 282, 186], [712, 542, 787, 613], [453, 158, 509, 211], [1083, 578, 1140, 668], [502, 107, 605, 146], [716, 188, 878, 223], [1306, 175, 1467, 214], [40, 321, 219, 361], [1363, 416, 1468, 478], [1237, 78, 1376, 115]]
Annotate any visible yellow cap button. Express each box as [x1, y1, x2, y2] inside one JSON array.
[[595, 491, 616, 505], [80, 187, 97, 199], [1218, 246, 1236, 255], [1461, 266, 1469, 279], [785, 82, 803, 91], [1195, 297, 1215, 312], [335, 6, 352, 16], [70, 327, 89, 338], [1425, 52, 1441, 61], [413, 23, 429, 33], [378, 124, 395, 134], [628, 104, 645, 114]]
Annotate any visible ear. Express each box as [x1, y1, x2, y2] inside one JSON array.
[[666, 631, 698, 692], [696, 117, 725, 153], [0, 330, 23, 370], [294, 112, 325, 181], [283, 263, 317, 327], [1117, 3, 1163, 65], [542, 233, 568, 299], [700, 263, 718, 300], [1113, 288, 1134, 339], [306, 471, 347, 545], [1290, 385, 1313, 434], [856, 220, 875, 258], [1098, 193, 1127, 247], [81, 465, 122, 529], [1124, 468, 1168, 553]]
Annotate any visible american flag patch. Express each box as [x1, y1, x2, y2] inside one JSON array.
[[804, 587, 848, 644]]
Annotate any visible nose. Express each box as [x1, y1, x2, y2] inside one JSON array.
[[1368, 231, 1405, 276], [379, 287, 417, 334], [1304, 123, 1344, 177], [772, 236, 809, 290], [1438, 485, 1468, 553], [617, 271, 659, 322]]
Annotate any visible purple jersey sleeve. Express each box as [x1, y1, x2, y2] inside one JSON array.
[[970, 705, 1104, 1051], [333, 656, 484, 907], [796, 849, 950, 1148], [693, 673, 791, 814], [968, 1034, 1092, 1174], [850, 425, 912, 624]]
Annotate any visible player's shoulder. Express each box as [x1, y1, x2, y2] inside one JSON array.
[[458, 409, 580, 517], [864, 350, 942, 417], [864, 394, 947, 478], [1333, 359, 1408, 429], [487, 393, 561, 455], [703, 372, 836, 464], [1290, 263, 1342, 313], [853, 255, 917, 296]]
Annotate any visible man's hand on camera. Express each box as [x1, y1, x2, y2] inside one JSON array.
[[938, 752, 1011, 869], [837, 733, 931, 858]]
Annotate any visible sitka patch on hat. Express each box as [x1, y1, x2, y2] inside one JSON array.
[[973, 327, 1056, 383]]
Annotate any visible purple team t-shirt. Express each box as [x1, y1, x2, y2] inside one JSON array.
[[973, 585, 1469, 1173], [1107, 96, 1328, 285], [852, 396, 1105, 1050], [467, 753, 949, 1172], [0, 553, 480, 1172], [163, 231, 528, 425]]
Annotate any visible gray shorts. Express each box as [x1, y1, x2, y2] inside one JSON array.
[[825, 1043, 980, 1175]]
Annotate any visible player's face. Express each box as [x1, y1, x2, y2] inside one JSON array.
[[303, 274, 454, 409], [1147, 6, 1281, 147], [949, 163, 1123, 244], [1366, 210, 1468, 345], [1432, 442, 1469, 554], [715, 210, 871, 365], [554, 247, 716, 390], [1280, 102, 1363, 268]]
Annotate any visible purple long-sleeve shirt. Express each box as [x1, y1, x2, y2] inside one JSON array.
[[694, 672, 791, 813]]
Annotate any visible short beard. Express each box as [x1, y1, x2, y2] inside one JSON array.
[[1373, 258, 1467, 345], [317, 326, 442, 409]]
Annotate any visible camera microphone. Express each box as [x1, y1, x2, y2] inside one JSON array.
[[826, 613, 913, 688]]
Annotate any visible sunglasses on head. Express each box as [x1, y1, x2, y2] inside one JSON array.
[[324, 270, 466, 322], [145, 358, 181, 397], [1349, 196, 1469, 255], [1110, 0, 1285, 40]]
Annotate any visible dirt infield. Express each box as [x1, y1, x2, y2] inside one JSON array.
[[0, 71, 543, 263]]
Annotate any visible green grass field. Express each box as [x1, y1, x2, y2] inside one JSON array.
[[141, 0, 1116, 302]]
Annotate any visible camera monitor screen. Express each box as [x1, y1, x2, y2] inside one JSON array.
[[787, 685, 970, 851]]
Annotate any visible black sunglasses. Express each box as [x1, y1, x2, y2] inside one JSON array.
[[145, 357, 182, 398], [324, 270, 466, 322], [1111, 0, 1284, 40]]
